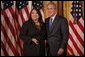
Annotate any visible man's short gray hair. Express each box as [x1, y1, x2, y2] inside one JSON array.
[[47, 2, 57, 9]]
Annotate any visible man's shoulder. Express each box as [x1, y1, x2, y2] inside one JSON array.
[[57, 15, 66, 19], [56, 15, 67, 21]]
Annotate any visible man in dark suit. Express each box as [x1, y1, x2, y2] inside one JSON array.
[[45, 2, 69, 56]]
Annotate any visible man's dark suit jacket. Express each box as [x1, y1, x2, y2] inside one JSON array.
[[45, 15, 69, 56]]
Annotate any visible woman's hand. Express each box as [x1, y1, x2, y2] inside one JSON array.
[[32, 38, 39, 45]]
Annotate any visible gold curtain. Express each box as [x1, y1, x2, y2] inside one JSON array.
[[43, 1, 51, 18], [81, 1, 84, 17]]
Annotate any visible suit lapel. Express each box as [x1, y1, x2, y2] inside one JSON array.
[[46, 15, 59, 34]]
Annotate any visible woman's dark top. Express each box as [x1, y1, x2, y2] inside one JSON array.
[[20, 19, 47, 56]]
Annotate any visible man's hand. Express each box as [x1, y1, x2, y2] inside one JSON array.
[[57, 48, 64, 56]]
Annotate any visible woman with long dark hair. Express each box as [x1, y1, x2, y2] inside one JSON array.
[[20, 8, 46, 56]]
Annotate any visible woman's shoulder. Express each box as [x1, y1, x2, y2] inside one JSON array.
[[22, 19, 32, 26], [24, 19, 32, 24], [23, 21, 28, 25]]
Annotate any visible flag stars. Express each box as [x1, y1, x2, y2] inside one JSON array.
[[76, 9, 78, 12], [19, 6, 21, 9], [33, 2, 36, 4], [2, 1, 13, 10], [73, 14, 75, 16], [76, 13, 77, 16], [20, 2, 22, 4], [79, 9, 81, 12], [37, 3, 39, 6], [79, 13, 81, 16], [11, 1, 13, 3], [16, 1, 28, 10], [6, 3, 8, 6], [76, 5, 78, 7], [71, 1, 82, 20], [22, 4, 24, 6], [32, 1, 43, 10], [76, 1, 79, 4]]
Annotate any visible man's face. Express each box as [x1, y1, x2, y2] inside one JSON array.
[[47, 4, 56, 17]]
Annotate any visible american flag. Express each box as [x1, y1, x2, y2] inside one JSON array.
[[32, 1, 45, 22], [1, 1, 30, 56], [67, 1, 84, 56], [16, 1, 30, 27], [1, 1, 20, 56], [15, 1, 30, 56]]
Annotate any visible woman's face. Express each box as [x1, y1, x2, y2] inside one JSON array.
[[31, 9, 39, 21]]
